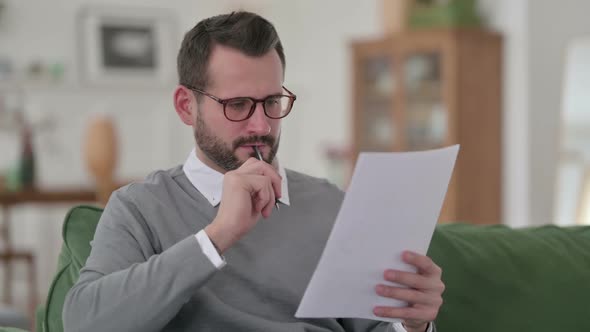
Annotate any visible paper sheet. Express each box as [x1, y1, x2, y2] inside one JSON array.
[[295, 145, 459, 323]]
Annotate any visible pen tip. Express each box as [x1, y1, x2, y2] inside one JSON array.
[[253, 146, 262, 160]]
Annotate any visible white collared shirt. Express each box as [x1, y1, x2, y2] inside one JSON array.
[[183, 149, 428, 332], [183, 148, 290, 208]]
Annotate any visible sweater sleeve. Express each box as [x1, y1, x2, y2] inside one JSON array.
[[62, 189, 219, 332]]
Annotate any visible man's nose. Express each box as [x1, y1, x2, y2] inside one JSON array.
[[245, 102, 271, 136]]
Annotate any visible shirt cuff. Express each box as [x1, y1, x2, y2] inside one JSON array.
[[195, 230, 227, 269], [391, 321, 433, 332]]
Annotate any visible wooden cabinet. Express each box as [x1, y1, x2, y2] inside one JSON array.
[[351, 29, 502, 224]]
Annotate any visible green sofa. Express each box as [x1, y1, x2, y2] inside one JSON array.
[[2, 205, 590, 331]]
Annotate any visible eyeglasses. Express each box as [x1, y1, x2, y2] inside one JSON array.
[[183, 84, 297, 122]]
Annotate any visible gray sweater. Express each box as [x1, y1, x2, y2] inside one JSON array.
[[63, 166, 393, 332]]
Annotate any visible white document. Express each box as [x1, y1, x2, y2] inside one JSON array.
[[295, 145, 459, 323]]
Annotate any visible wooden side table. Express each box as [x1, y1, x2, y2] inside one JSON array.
[[0, 189, 97, 319]]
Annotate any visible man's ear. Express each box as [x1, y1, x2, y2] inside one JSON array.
[[173, 85, 197, 126]]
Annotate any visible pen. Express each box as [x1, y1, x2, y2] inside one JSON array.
[[253, 146, 280, 211]]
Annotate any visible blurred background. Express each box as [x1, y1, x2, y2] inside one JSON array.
[[0, 0, 589, 327]]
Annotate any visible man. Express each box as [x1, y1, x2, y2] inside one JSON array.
[[63, 11, 444, 332]]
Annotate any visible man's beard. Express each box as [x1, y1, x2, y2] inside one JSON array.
[[194, 113, 280, 171]]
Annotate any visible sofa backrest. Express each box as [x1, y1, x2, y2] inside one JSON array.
[[428, 223, 590, 331], [44, 206, 590, 332]]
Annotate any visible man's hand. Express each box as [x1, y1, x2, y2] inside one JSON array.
[[373, 251, 444, 332], [204, 157, 282, 254]]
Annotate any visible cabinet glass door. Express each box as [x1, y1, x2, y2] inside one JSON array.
[[403, 52, 446, 150], [359, 55, 395, 152]]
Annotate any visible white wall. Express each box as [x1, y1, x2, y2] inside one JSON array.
[[528, 0, 590, 225], [478, 0, 590, 227], [479, 0, 531, 227]]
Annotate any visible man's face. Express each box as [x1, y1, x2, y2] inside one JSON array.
[[193, 45, 284, 172]]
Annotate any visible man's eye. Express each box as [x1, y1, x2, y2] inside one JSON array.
[[228, 100, 250, 110]]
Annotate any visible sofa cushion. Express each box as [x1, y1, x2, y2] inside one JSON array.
[[428, 223, 590, 332], [43, 206, 102, 332]]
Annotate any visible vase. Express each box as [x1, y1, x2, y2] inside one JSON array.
[[19, 123, 36, 190], [83, 115, 118, 205], [381, 0, 414, 34]]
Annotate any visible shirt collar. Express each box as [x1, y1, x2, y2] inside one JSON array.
[[182, 148, 290, 207]]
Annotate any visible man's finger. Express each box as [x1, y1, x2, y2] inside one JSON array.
[[239, 158, 282, 199], [375, 285, 443, 306], [253, 177, 270, 214], [383, 270, 443, 292], [402, 251, 442, 277]]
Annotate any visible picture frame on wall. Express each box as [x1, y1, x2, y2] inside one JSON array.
[[77, 6, 178, 86]]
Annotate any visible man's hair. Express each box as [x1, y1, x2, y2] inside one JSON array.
[[177, 11, 286, 90]]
